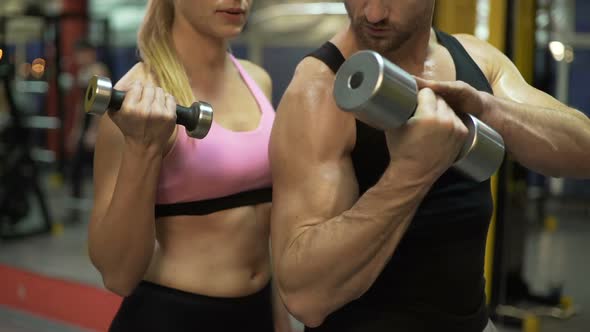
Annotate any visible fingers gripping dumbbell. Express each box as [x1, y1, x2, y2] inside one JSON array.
[[84, 76, 213, 139], [333, 50, 505, 182]]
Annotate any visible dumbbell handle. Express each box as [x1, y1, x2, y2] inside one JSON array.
[[85, 76, 213, 139], [106, 89, 199, 132]]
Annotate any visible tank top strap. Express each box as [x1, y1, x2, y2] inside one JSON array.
[[228, 54, 273, 115]]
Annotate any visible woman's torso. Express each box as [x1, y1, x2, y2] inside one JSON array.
[[143, 54, 275, 298]]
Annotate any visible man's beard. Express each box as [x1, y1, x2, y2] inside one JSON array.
[[350, 17, 415, 55]]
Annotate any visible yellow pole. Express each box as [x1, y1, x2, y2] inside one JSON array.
[[483, 0, 508, 305], [513, 0, 536, 84], [485, 174, 499, 303], [487, 0, 508, 52], [434, 0, 477, 34]]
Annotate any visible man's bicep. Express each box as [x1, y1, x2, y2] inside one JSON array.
[[482, 42, 573, 112], [457, 35, 573, 112], [271, 155, 358, 226], [491, 56, 590, 125], [270, 150, 359, 263], [269, 73, 358, 255]]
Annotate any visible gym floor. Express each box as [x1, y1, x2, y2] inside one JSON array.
[[0, 173, 588, 332]]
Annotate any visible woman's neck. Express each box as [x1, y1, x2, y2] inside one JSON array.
[[171, 13, 230, 92]]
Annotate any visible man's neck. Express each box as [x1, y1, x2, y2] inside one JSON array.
[[171, 13, 230, 90], [334, 25, 437, 77]]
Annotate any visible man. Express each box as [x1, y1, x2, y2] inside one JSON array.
[[269, 1, 590, 331]]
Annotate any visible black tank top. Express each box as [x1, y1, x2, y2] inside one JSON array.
[[305, 30, 494, 332]]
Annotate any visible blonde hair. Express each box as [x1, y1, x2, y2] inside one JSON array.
[[137, 0, 194, 106]]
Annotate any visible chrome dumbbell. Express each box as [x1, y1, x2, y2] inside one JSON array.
[[84, 76, 213, 139], [333, 50, 505, 182]]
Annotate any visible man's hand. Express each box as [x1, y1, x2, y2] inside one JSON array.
[[414, 77, 493, 120], [386, 88, 469, 184]]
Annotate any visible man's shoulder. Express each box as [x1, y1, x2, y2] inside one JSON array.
[[448, 33, 502, 81], [279, 54, 355, 132], [274, 54, 356, 157], [292, 32, 354, 83], [447, 33, 493, 57], [287, 56, 338, 94], [452, 34, 498, 57], [296, 55, 338, 74], [451, 33, 484, 45]]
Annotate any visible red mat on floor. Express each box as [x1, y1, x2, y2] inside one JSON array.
[[0, 264, 121, 331]]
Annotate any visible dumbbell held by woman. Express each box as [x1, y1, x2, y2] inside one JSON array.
[[84, 76, 213, 139]]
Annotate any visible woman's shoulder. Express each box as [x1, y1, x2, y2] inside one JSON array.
[[236, 58, 272, 99], [113, 62, 157, 89]]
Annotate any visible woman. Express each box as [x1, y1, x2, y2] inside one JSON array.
[[88, 0, 290, 331]]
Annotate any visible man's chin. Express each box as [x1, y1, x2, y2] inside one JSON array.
[[354, 33, 388, 52], [358, 40, 391, 54]]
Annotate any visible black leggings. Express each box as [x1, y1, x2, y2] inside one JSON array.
[[109, 281, 274, 332]]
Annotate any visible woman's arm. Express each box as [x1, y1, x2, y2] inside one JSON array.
[[88, 64, 178, 296]]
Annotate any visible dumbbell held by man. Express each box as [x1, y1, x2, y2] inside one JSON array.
[[333, 50, 505, 182], [84, 76, 213, 139]]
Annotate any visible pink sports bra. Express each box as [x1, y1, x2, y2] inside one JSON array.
[[154, 54, 274, 217]]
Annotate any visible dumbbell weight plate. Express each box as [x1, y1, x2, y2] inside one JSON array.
[[333, 50, 417, 130], [85, 75, 113, 116], [454, 113, 505, 182]]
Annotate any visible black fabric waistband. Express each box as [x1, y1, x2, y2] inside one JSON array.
[[134, 280, 272, 306], [109, 281, 273, 332], [155, 187, 272, 217]]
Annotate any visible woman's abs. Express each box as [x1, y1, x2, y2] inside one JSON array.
[[143, 203, 271, 297]]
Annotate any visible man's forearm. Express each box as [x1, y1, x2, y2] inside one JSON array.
[[272, 278, 295, 332], [278, 162, 432, 322], [482, 94, 590, 178]]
